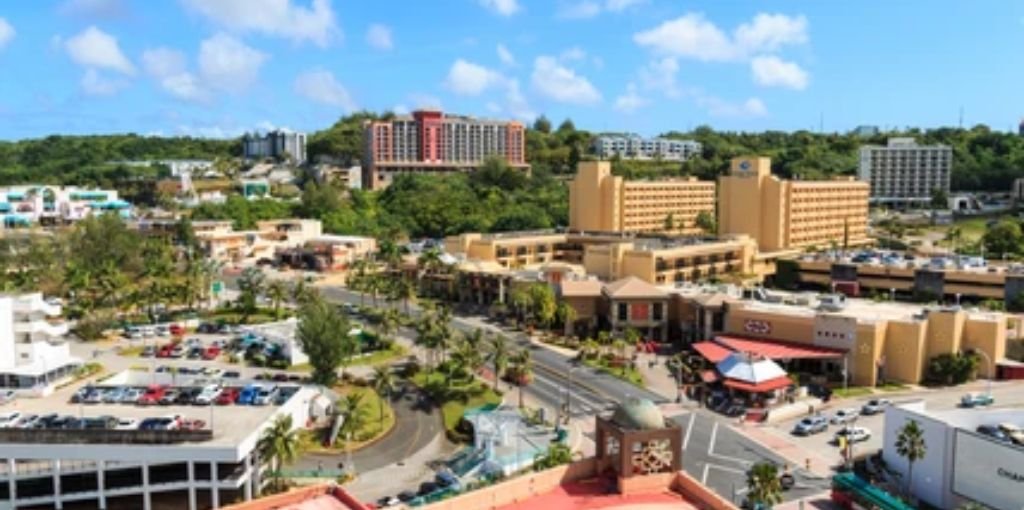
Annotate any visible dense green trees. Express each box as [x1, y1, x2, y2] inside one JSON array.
[[295, 296, 355, 386]]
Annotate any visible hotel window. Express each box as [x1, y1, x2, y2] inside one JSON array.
[[617, 303, 628, 321], [652, 303, 663, 321]]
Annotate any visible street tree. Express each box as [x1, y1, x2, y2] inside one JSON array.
[[696, 210, 717, 235], [745, 462, 783, 508], [488, 334, 510, 391], [371, 367, 396, 423], [295, 297, 354, 386], [265, 280, 288, 319], [257, 415, 300, 493], [237, 266, 266, 319]]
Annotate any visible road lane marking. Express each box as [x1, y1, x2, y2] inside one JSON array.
[[708, 422, 754, 466], [683, 412, 696, 451]]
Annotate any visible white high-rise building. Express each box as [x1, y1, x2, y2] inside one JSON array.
[[242, 130, 307, 164], [858, 137, 952, 206], [0, 293, 78, 396], [592, 135, 702, 162]]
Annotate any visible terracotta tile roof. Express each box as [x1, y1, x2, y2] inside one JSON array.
[[603, 277, 668, 299], [560, 280, 603, 297]]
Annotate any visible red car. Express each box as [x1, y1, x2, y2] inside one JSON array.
[[169, 324, 185, 337], [202, 346, 221, 360], [215, 387, 239, 405], [156, 344, 174, 358], [138, 385, 166, 405]]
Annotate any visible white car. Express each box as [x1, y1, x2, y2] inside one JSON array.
[[120, 387, 144, 403], [830, 408, 860, 425], [201, 367, 225, 378], [0, 412, 21, 428], [0, 389, 17, 404], [253, 385, 279, 406], [12, 414, 38, 429], [194, 384, 222, 405], [833, 426, 871, 445], [860, 399, 892, 415], [114, 418, 139, 430]]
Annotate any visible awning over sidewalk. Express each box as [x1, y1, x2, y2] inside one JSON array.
[[723, 375, 793, 393], [692, 342, 732, 363], [715, 336, 846, 360]]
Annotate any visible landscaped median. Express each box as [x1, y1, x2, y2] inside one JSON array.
[[300, 386, 396, 454], [579, 354, 645, 386], [410, 370, 502, 442]]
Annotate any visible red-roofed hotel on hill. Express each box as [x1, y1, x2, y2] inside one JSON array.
[[362, 109, 528, 189]]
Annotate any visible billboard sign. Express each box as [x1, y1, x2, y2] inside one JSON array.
[[952, 429, 1024, 510]]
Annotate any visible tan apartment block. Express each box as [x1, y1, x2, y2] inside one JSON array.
[[568, 161, 715, 235], [719, 157, 870, 252]]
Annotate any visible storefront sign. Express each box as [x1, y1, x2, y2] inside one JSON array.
[[744, 319, 771, 335]]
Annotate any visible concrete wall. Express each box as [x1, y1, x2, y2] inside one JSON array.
[[961, 317, 1006, 378], [884, 320, 928, 383], [672, 470, 740, 510], [418, 458, 597, 510]]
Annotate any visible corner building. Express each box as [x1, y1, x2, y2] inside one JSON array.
[[719, 157, 870, 252]]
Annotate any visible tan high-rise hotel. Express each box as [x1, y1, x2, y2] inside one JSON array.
[[568, 161, 716, 236]]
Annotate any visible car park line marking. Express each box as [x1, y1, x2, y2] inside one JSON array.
[[708, 422, 754, 466], [683, 412, 695, 451]]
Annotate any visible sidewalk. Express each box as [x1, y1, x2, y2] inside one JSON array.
[[774, 491, 840, 510]]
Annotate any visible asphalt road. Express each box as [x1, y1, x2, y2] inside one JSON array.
[[318, 286, 668, 415], [674, 410, 831, 505], [294, 382, 443, 473]]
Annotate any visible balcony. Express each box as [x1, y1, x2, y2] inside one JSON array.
[[12, 294, 62, 317], [14, 320, 69, 338]]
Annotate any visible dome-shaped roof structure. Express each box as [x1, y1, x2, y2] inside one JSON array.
[[610, 397, 665, 430]]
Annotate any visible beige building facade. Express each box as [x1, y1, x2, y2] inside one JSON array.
[[718, 157, 870, 252], [568, 161, 715, 236]]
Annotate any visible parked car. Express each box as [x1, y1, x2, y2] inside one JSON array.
[[115, 418, 139, 430], [169, 324, 185, 336], [120, 387, 144, 403], [793, 416, 829, 436], [170, 345, 186, 358], [201, 367, 225, 378], [194, 384, 222, 405], [70, 385, 94, 403], [860, 399, 892, 415], [830, 408, 860, 425], [138, 385, 166, 405], [977, 424, 1012, 443], [396, 491, 417, 503], [223, 371, 241, 379], [83, 388, 105, 404], [215, 387, 240, 405], [155, 325, 170, 337], [833, 426, 871, 445], [202, 346, 222, 360], [102, 387, 128, 403], [85, 416, 118, 429], [197, 322, 217, 334], [0, 389, 16, 404], [176, 387, 202, 405], [238, 384, 261, 405], [0, 412, 21, 428], [159, 389, 182, 405], [140, 346, 156, 357], [188, 347, 204, 359], [961, 393, 995, 408], [377, 496, 401, 508], [253, 385, 279, 406], [997, 423, 1024, 445], [31, 413, 59, 429]]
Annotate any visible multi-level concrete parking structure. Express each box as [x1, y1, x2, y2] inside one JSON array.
[[591, 135, 702, 161], [858, 137, 952, 206], [362, 110, 528, 189]]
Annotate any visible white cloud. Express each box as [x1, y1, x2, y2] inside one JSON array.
[[558, 1, 601, 20], [614, 83, 648, 113], [504, 79, 535, 121], [605, 0, 644, 12], [633, 13, 736, 62], [633, 12, 807, 62], [559, 0, 644, 19], [392, 104, 409, 115], [0, 18, 14, 50], [365, 24, 393, 51], [198, 33, 267, 92], [735, 14, 808, 54], [560, 46, 587, 62], [59, 0, 128, 20], [409, 93, 442, 109], [80, 68, 127, 96], [750, 55, 808, 90], [496, 44, 516, 66], [64, 26, 135, 74], [695, 94, 767, 117], [444, 59, 505, 96], [181, 0, 338, 47], [638, 57, 680, 98], [531, 56, 601, 105], [485, 102, 502, 113], [142, 47, 208, 102], [479, 0, 520, 16], [294, 69, 356, 112]]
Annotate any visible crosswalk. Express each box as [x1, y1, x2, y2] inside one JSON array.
[[526, 366, 617, 418]]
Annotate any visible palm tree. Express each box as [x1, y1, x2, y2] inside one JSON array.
[[745, 462, 783, 509], [395, 276, 416, 314], [371, 366, 397, 423], [488, 334, 510, 391], [510, 349, 533, 409], [337, 392, 366, 443], [451, 338, 484, 382], [265, 280, 288, 319], [895, 419, 927, 498], [533, 442, 576, 471], [377, 308, 401, 347], [556, 301, 577, 337], [257, 415, 300, 492]]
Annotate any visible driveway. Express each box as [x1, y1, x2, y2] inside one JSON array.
[[295, 383, 446, 474]]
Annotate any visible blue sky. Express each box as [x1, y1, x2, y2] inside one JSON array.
[[0, 0, 1022, 140]]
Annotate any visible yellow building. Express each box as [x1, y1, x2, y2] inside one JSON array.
[[568, 161, 715, 235], [671, 288, 1007, 386], [444, 231, 762, 285], [719, 157, 870, 252]]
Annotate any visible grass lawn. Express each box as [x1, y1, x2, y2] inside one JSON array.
[[832, 386, 874, 399], [580, 357, 645, 387], [926, 215, 997, 247], [410, 370, 502, 442], [876, 382, 910, 392], [301, 386, 395, 454], [118, 345, 146, 357], [290, 344, 409, 374], [201, 308, 281, 325]]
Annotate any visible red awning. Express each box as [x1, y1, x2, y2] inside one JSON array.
[[723, 375, 793, 393], [715, 336, 846, 360], [700, 370, 720, 384], [692, 342, 732, 363]]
